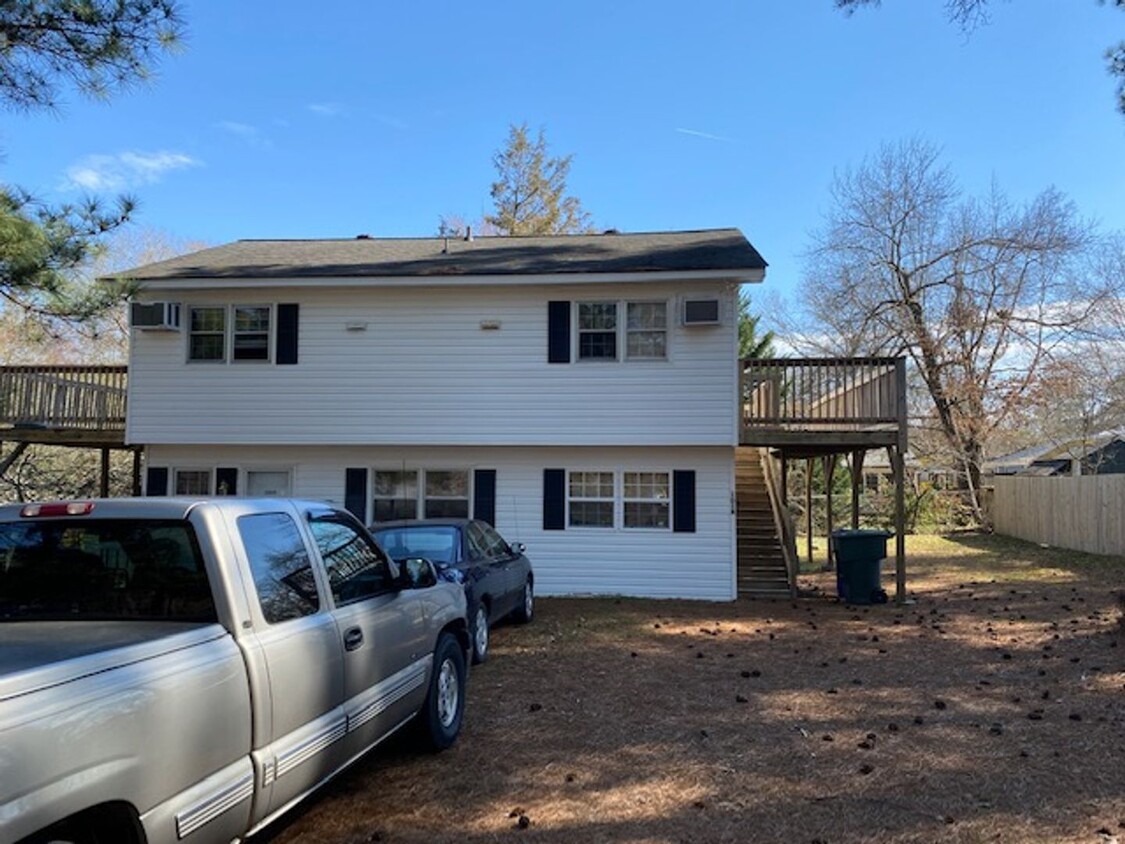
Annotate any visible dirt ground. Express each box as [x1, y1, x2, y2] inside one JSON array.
[[259, 534, 1125, 844]]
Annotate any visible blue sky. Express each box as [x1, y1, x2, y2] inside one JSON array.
[[2, 1, 1123, 309]]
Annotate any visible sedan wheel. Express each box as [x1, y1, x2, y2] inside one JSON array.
[[471, 604, 489, 664], [514, 579, 533, 624]]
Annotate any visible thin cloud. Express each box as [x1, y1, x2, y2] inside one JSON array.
[[373, 113, 408, 131], [308, 102, 344, 117], [216, 120, 273, 148], [675, 127, 735, 143], [64, 151, 200, 191]]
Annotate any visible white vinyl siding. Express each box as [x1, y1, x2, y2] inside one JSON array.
[[145, 444, 737, 600], [127, 282, 738, 446]]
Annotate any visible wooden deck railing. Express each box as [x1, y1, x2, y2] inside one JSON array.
[[741, 357, 905, 435], [0, 365, 127, 431]]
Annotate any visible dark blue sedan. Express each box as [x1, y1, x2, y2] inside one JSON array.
[[371, 518, 533, 664]]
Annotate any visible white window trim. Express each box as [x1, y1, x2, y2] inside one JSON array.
[[186, 303, 274, 365], [371, 467, 472, 521], [563, 468, 675, 531], [566, 469, 617, 529], [244, 466, 295, 497], [173, 467, 214, 496], [573, 299, 670, 363], [186, 305, 227, 364], [231, 303, 274, 364], [622, 469, 672, 531]]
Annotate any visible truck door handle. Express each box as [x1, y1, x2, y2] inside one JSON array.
[[343, 627, 364, 651]]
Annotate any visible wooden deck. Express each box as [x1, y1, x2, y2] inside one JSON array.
[[740, 357, 905, 451], [738, 357, 909, 602], [0, 365, 127, 447]]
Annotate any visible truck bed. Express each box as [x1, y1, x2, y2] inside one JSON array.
[[0, 621, 230, 701]]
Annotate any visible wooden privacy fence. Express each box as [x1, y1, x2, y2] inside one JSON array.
[[0, 365, 127, 430], [992, 475, 1125, 557]]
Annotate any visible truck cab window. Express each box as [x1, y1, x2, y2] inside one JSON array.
[[237, 512, 319, 623], [308, 515, 392, 605]]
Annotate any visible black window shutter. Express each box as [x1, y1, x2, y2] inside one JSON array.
[[216, 467, 238, 496], [547, 301, 570, 363], [543, 468, 566, 530], [276, 303, 299, 365], [145, 466, 168, 497], [673, 470, 696, 533], [473, 469, 497, 526], [345, 468, 368, 522]]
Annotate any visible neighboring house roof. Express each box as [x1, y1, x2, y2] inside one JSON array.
[[985, 431, 1125, 475], [110, 228, 767, 283]]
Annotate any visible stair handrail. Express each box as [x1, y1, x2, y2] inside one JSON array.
[[759, 448, 799, 597]]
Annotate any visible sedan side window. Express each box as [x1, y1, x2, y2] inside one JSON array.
[[309, 515, 392, 605], [465, 522, 489, 562], [479, 524, 513, 559]]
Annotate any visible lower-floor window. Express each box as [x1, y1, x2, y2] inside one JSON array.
[[175, 469, 211, 495], [568, 471, 615, 527], [372, 469, 469, 521], [623, 471, 671, 528], [566, 469, 671, 529], [246, 470, 291, 497]]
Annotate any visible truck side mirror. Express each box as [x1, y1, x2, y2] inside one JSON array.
[[401, 557, 438, 589]]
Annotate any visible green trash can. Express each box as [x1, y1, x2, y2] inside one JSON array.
[[832, 529, 892, 605]]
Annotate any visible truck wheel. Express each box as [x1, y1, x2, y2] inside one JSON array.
[[417, 632, 465, 751], [471, 604, 490, 664]]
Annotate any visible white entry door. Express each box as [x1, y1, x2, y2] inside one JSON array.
[[247, 470, 292, 497]]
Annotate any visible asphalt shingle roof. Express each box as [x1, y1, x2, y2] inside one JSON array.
[[112, 228, 767, 281]]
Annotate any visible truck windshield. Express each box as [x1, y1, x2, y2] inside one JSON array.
[[0, 519, 217, 622]]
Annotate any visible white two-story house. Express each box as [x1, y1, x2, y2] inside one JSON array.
[[120, 228, 768, 601]]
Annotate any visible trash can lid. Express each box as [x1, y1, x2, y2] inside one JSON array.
[[831, 528, 894, 537]]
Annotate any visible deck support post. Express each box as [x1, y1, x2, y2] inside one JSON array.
[[132, 449, 142, 496], [780, 454, 788, 507], [804, 457, 813, 569], [824, 454, 837, 569], [893, 358, 908, 603], [99, 448, 110, 498], [850, 449, 865, 529]]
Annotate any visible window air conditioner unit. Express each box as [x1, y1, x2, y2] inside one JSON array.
[[681, 297, 720, 326], [130, 301, 182, 331]]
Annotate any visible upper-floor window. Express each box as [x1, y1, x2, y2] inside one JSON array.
[[188, 304, 272, 363], [577, 303, 617, 360], [576, 301, 667, 362]]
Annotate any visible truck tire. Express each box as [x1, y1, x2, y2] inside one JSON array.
[[417, 632, 465, 751]]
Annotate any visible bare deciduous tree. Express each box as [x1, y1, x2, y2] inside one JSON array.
[[800, 139, 1100, 520]]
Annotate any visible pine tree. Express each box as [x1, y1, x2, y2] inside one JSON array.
[[485, 124, 592, 236]]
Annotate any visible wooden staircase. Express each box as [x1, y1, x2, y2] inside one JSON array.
[[736, 448, 794, 597]]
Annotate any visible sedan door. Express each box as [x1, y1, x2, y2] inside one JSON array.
[[307, 510, 431, 755], [465, 521, 512, 620]]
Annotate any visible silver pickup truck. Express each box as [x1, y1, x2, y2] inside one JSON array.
[[0, 497, 469, 844]]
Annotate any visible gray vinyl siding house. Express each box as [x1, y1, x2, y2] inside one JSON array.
[[120, 229, 767, 600]]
